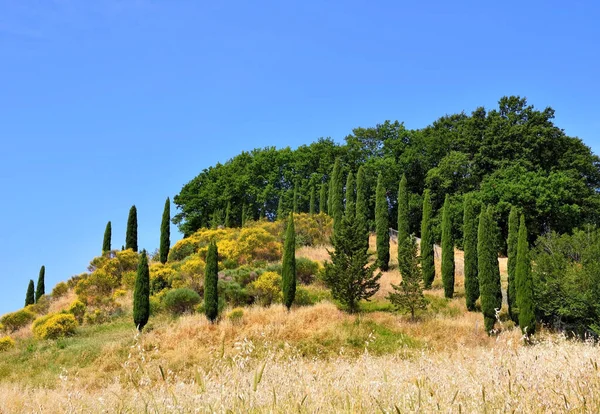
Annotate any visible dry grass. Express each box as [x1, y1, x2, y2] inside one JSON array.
[[296, 245, 331, 263]]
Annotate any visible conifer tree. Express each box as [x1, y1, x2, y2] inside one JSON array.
[[345, 171, 355, 219], [328, 174, 334, 216], [160, 197, 171, 264], [397, 174, 411, 278], [309, 185, 316, 215], [441, 194, 455, 298], [478, 206, 502, 334], [463, 194, 479, 311], [25, 280, 35, 306], [421, 190, 435, 289], [282, 213, 296, 310], [507, 206, 519, 323], [35, 265, 45, 302], [375, 173, 390, 271], [126, 205, 138, 252], [133, 250, 150, 331], [102, 221, 111, 254], [516, 214, 536, 336], [277, 195, 284, 219], [355, 165, 369, 250], [293, 182, 299, 213], [331, 158, 344, 235], [224, 201, 231, 227], [319, 181, 327, 214], [388, 236, 426, 320], [204, 242, 219, 322]]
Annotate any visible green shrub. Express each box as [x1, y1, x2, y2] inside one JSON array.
[[222, 266, 261, 286], [293, 287, 315, 306], [149, 295, 164, 315], [51, 282, 69, 299], [84, 309, 109, 325], [295, 257, 319, 284], [68, 300, 86, 324], [219, 281, 251, 306], [222, 259, 239, 270], [1, 309, 35, 332], [0, 336, 15, 352], [163, 288, 201, 315], [33, 313, 77, 340], [249, 271, 281, 306], [226, 308, 244, 324]]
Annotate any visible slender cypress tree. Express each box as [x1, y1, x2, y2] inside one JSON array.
[[516, 214, 535, 336], [277, 195, 284, 219], [388, 236, 426, 321], [327, 174, 334, 215], [421, 190, 435, 289], [355, 166, 369, 250], [293, 182, 299, 213], [204, 242, 219, 322], [375, 173, 390, 271], [133, 250, 150, 331], [160, 197, 171, 264], [507, 206, 519, 323], [309, 185, 316, 215], [319, 181, 327, 214], [441, 195, 455, 298], [102, 221, 111, 254], [345, 171, 355, 220], [126, 205, 138, 252], [35, 265, 45, 302], [463, 194, 479, 311], [282, 213, 296, 310], [331, 158, 344, 235], [25, 280, 35, 306], [225, 201, 231, 227], [397, 174, 411, 278], [478, 206, 502, 334]]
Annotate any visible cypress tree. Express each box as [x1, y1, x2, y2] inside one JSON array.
[[463, 194, 479, 311], [355, 166, 369, 250], [507, 206, 519, 323], [478, 206, 502, 334], [133, 250, 150, 331], [160, 197, 171, 264], [388, 235, 426, 320], [441, 194, 455, 298], [516, 214, 536, 336], [293, 182, 299, 213], [225, 201, 231, 227], [35, 265, 45, 302], [309, 185, 316, 215], [277, 195, 284, 219], [126, 205, 138, 252], [319, 181, 327, 214], [25, 280, 35, 306], [331, 158, 344, 235], [421, 190, 435, 289], [345, 171, 355, 220], [282, 213, 296, 310], [375, 173, 390, 271], [327, 174, 334, 215], [102, 221, 111, 254], [204, 242, 219, 322], [397, 174, 411, 278]]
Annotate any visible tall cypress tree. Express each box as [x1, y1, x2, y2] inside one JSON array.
[[478, 206, 502, 334], [133, 250, 150, 331], [375, 173, 390, 271], [35, 265, 45, 302], [309, 185, 316, 215], [331, 158, 344, 235], [160, 197, 171, 264], [345, 171, 355, 220], [126, 205, 138, 252], [319, 181, 327, 214], [225, 201, 232, 227], [507, 206, 519, 323], [421, 190, 435, 289], [282, 213, 296, 310], [102, 221, 111, 254], [397, 174, 411, 278], [25, 280, 35, 306], [516, 214, 535, 336], [204, 242, 219, 322], [355, 165, 369, 250], [463, 194, 479, 311], [327, 174, 334, 216], [441, 194, 455, 298]]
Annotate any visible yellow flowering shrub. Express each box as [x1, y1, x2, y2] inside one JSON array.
[[32, 313, 78, 340], [1, 309, 35, 332], [249, 271, 282, 306], [0, 336, 15, 352], [68, 300, 86, 323]]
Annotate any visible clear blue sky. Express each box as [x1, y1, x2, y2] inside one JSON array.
[[1, 1, 598, 315]]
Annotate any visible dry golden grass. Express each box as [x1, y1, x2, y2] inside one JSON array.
[[296, 245, 331, 263], [47, 290, 78, 315]]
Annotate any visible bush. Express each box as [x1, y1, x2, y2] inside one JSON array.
[[219, 281, 252, 306], [51, 282, 69, 298], [25, 294, 51, 315], [149, 295, 164, 315], [249, 271, 281, 306], [84, 309, 109, 325], [293, 287, 315, 306], [226, 308, 244, 324], [168, 238, 199, 262], [68, 300, 86, 324], [0, 336, 15, 352], [163, 288, 202, 315], [295, 257, 319, 284], [1, 309, 35, 332], [33, 313, 77, 339]]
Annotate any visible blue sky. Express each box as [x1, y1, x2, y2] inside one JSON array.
[[0, 0, 598, 315]]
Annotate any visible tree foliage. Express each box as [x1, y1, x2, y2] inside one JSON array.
[[345, 171, 355, 219], [478, 206, 502, 334], [441, 195, 454, 298], [507, 206, 519, 322], [420, 189, 434, 289], [126, 205, 138, 252], [281, 213, 296, 310], [25, 280, 35, 307], [133, 250, 150, 331], [463, 195, 479, 311], [160, 198, 171, 264], [516, 214, 535, 336], [35, 265, 45, 302], [204, 242, 219, 322], [388, 236, 426, 320], [102, 221, 111, 254], [375, 173, 390, 271], [331, 158, 344, 236]]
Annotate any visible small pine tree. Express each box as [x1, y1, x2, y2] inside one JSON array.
[[133, 250, 150, 331], [282, 213, 296, 310], [421, 190, 435, 289], [225, 201, 232, 227], [160, 197, 171, 264], [102, 221, 111, 254], [25, 280, 35, 306], [507, 206, 519, 323], [478, 206, 502, 334], [331, 159, 344, 235], [441, 195, 455, 298], [309, 185, 316, 215], [345, 171, 355, 220], [375, 173, 390, 271], [323, 215, 381, 313], [515, 214, 536, 336], [355, 165, 369, 250], [319, 181, 327, 214], [388, 236, 426, 320], [35, 265, 45, 302], [126, 205, 138, 252], [463, 194, 479, 311], [204, 242, 219, 322]]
